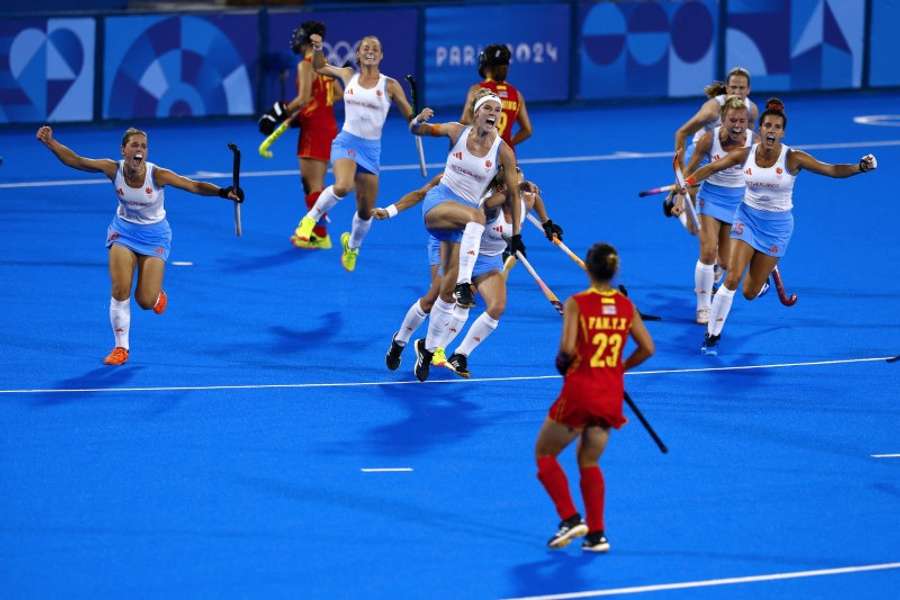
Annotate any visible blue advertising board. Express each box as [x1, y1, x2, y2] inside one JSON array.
[[0, 17, 95, 123], [103, 13, 258, 119], [265, 8, 418, 106], [425, 3, 570, 107], [578, 0, 717, 99], [726, 0, 863, 91], [869, 0, 900, 87]]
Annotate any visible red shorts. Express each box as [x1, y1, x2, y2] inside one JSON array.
[[549, 382, 626, 430], [297, 121, 338, 162]]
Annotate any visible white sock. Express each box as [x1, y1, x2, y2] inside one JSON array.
[[306, 185, 343, 222], [695, 261, 715, 311], [708, 286, 736, 337], [109, 297, 131, 349], [349, 212, 372, 249], [456, 222, 485, 284], [444, 304, 471, 349], [395, 300, 428, 345], [455, 312, 499, 357], [425, 298, 454, 351]]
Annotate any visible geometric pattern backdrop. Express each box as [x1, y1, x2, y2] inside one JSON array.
[[726, 0, 863, 91], [0, 17, 95, 123], [578, 0, 718, 99], [103, 14, 258, 119], [869, 0, 900, 87]]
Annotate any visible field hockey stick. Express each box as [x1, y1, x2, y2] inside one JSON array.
[[227, 143, 242, 237], [525, 213, 586, 269], [258, 116, 292, 158], [771, 265, 798, 306], [887, 355, 900, 363], [624, 391, 668, 454], [515, 251, 563, 315], [638, 184, 675, 198], [672, 152, 702, 232], [501, 253, 517, 280], [404, 74, 427, 177]]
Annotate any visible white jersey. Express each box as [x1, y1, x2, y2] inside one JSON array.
[[480, 198, 527, 257], [441, 127, 502, 205], [742, 144, 795, 212], [692, 94, 758, 144], [114, 160, 166, 224], [342, 73, 391, 140], [707, 126, 752, 188]]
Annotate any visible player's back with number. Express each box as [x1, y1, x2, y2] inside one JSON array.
[[562, 289, 634, 406]]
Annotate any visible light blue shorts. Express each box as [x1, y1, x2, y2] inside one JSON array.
[[331, 130, 381, 175], [730, 203, 794, 257], [698, 182, 744, 224], [472, 253, 503, 280], [422, 182, 479, 243], [106, 215, 172, 261]]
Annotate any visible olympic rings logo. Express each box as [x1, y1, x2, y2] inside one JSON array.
[[323, 40, 360, 66]]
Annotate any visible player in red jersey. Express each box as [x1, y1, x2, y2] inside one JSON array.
[[259, 21, 342, 249], [460, 44, 532, 149], [534, 243, 655, 552]]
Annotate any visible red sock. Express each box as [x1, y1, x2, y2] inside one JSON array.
[[579, 466, 606, 532], [537, 455, 577, 520], [306, 191, 327, 237]]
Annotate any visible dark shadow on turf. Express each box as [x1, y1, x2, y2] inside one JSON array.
[[221, 248, 315, 273], [31, 365, 144, 407]]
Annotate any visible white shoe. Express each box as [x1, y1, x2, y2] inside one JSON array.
[[696, 308, 710, 325]]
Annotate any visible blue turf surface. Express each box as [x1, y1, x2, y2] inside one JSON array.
[[1, 93, 899, 598]]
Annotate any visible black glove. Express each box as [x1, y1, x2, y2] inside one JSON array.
[[542, 219, 563, 241], [218, 185, 245, 203], [508, 233, 526, 258], [555, 351, 573, 375], [257, 101, 289, 136]]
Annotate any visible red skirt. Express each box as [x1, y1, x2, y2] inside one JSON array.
[[549, 377, 627, 430]]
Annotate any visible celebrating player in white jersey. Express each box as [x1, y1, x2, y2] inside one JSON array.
[[36, 125, 244, 366], [293, 33, 417, 272], [682, 100, 878, 355]]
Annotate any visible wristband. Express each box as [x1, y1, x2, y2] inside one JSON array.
[[385, 204, 398, 218], [685, 176, 697, 186]]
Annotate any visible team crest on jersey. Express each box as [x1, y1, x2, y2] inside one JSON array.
[[776, 167, 783, 175], [376, 90, 383, 97], [602, 305, 617, 315], [485, 160, 492, 168], [453, 151, 463, 160], [145, 187, 152, 194]]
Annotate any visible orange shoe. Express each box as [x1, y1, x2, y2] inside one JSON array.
[[153, 289, 168, 314], [103, 346, 129, 365]]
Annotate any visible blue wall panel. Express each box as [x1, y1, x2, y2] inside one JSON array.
[[0, 17, 94, 123], [103, 13, 258, 119], [869, 0, 900, 87]]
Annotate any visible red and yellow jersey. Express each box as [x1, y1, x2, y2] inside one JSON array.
[[563, 288, 635, 403], [478, 79, 520, 146], [296, 55, 337, 130]]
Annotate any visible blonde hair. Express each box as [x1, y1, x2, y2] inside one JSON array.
[[121, 127, 147, 147], [471, 87, 495, 112], [720, 95, 748, 119]]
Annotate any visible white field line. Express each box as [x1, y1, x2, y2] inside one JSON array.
[[3, 139, 899, 189], [0, 355, 891, 395], [360, 468, 414, 473], [500, 561, 900, 600], [871, 454, 900, 459]]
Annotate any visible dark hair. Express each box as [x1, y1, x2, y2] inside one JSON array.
[[703, 80, 726, 98], [478, 44, 511, 78], [759, 97, 787, 130], [290, 21, 325, 54], [585, 243, 619, 282], [726, 66, 751, 86], [121, 127, 147, 147]]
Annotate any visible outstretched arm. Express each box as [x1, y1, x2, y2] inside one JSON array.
[[386, 77, 416, 122], [788, 149, 877, 178], [674, 98, 719, 156], [685, 146, 750, 186], [154, 168, 242, 202], [308, 34, 354, 85], [373, 174, 442, 219], [36, 126, 117, 179]]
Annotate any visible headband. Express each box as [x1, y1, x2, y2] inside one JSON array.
[[474, 93, 501, 114]]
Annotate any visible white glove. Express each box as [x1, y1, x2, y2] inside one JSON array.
[[860, 153, 877, 172]]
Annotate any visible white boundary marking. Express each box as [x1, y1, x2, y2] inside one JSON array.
[[854, 115, 900, 127], [170, 261, 193, 266], [360, 467, 413, 473], [0, 356, 890, 395], [4, 139, 900, 190], [500, 562, 900, 600], [871, 454, 900, 459]]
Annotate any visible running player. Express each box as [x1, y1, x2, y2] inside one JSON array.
[[673, 96, 755, 324], [536, 243, 654, 551], [265, 21, 342, 249], [408, 90, 525, 380], [35, 125, 244, 365], [683, 100, 878, 355], [460, 44, 532, 150], [293, 33, 416, 271]]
